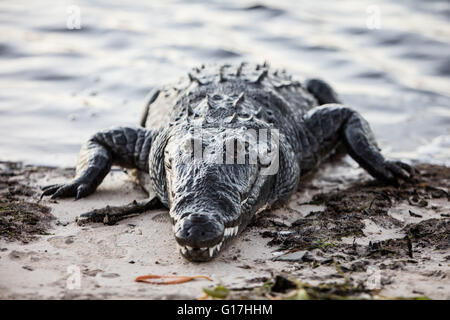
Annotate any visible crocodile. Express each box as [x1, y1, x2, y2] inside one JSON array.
[[41, 62, 415, 262]]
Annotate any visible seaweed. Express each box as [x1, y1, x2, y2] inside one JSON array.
[[0, 161, 54, 242]]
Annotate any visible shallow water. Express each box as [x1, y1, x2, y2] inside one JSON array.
[[0, 0, 449, 167]]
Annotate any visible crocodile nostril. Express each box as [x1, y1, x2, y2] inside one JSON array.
[[175, 213, 224, 247]]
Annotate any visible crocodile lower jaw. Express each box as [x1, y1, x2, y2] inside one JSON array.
[[177, 225, 240, 260]]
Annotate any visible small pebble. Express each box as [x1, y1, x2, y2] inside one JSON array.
[[101, 273, 120, 278]]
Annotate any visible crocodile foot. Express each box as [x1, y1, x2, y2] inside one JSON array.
[[379, 160, 418, 186], [40, 180, 95, 200], [75, 198, 163, 226]]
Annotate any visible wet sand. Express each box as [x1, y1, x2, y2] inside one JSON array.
[[0, 160, 448, 299]]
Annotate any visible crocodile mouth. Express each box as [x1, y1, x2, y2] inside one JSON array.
[[172, 168, 264, 262], [176, 225, 240, 262]]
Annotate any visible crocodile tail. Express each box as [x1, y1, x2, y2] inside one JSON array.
[[140, 89, 160, 127]]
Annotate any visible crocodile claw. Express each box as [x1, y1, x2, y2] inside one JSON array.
[[76, 209, 112, 226], [382, 160, 417, 186], [40, 181, 94, 200]]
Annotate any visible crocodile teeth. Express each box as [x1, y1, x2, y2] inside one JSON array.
[[178, 238, 229, 258], [179, 244, 221, 257], [224, 226, 239, 237], [207, 240, 225, 257], [177, 244, 187, 255]]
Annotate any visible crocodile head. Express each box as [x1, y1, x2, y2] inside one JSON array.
[[162, 125, 277, 262]]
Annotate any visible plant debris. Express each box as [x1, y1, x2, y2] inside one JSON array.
[[202, 285, 230, 299], [243, 164, 449, 299], [135, 274, 212, 285], [254, 164, 449, 257], [203, 274, 432, 300], [0, 161, 55, 242]]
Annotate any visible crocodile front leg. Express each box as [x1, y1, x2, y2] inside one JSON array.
[[41, 127, 155, 200], [299, 104, 416, 185]]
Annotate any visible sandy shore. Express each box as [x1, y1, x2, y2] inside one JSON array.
[[0, 159, 448, 299]]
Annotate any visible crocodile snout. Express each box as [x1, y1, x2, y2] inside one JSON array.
[[175, 213, 224, 247], [174, 213, 225, 261]]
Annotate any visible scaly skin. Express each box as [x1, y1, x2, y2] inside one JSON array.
[[42, 62, 415, 262]]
